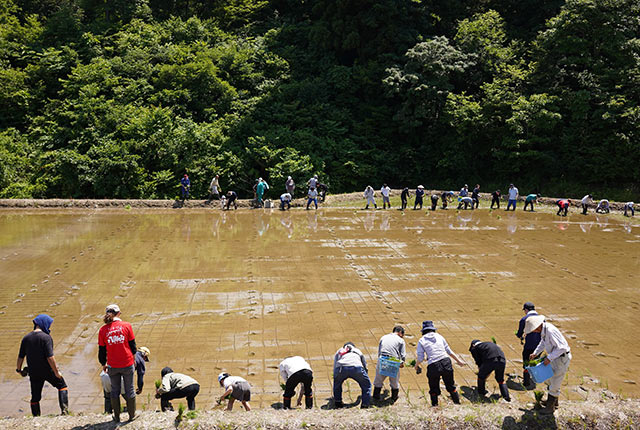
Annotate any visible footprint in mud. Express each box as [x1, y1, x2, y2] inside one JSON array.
[[13, 299, 22, 303], [624, 380, 637, 385]]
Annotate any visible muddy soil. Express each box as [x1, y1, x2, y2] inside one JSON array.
[[0, 208, 638, 417]]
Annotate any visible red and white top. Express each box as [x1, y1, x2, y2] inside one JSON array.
[[98, 318, 135, 368]]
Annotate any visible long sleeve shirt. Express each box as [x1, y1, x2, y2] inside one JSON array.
[[532, 322, 570, 361], [470, 342, 505, 367], [134, 351, 146, 391], [378, 333, 406, 362], [279, 356, 312, 382], [516, 311, 542, 350], [364, 187, 374, 198], [581, 195, 593, 205], [158, 372, 198, 394], [416, 332, 452, 366], [333, 345, 367, 371]]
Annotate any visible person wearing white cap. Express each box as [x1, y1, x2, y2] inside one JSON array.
[[363, 185, 377, 209], [98, 304, 137, 422], [525, 315, 571, 414], [285, 176, 295, 195], [217, 372, 251, 411], [413, 185, 425, 210]]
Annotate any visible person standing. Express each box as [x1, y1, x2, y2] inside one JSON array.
[[286, 176, 296, 196], [308, 175, 318, 189], [381, 184, 391, 209], [490, 190, 501, 209], [256, 178, 267, 207], [414, 185, 425, 210], [279, 356, 314, 409], [156, 367, 200, 411], [459, 185, 469, 197], [400, 187, 411, 210], [523, 194, 540, 212], [333, 342, 371, 409], [225, 191, 238, 210], [430, 194, 439, 211], [624, 202, 635, 217], [516, 302, 541, 390], [373, 326, 406, 403], [506, 184, 518, 211], [98, 304, 137, 422], [16, 314, 69, 416], [208, 175, 220, 202], [556, 199, 571, 216], [180, 174, 191, 202], [595, 199, 610, 214], [526, 315, 571, 415], [101, 346, 149, 413], [471, 185, 480, 209], [468, 340, 510, 402], [280, 193, 292, 211], [307, 187, 318, 210], [217, 373, 251, 411], [364, 185, 377, 209], [581, 194, 593, 215], [441, 191, 454, 209], [415, 321, 465, 406]]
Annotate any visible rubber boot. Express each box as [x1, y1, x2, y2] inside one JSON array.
[[111, 397, 121, 422], [539, 395, 557, 415], [372, 387, 381, 400], [391, 388, 399, 402], [58, 389, 69, 415], [104, 395, 112, 413], [523, 370, 533, 389], [30, 402, 41, 417], [430, 394, 438, 406], [125, 396, 136, 421], [477, 378, 487, 397], [450, 390, 461, 404], [305, 395, 313, 409], [499, 383, 511, 402], [334, 400, 344, 409], [161, 398, 174, 412], [283, 397, 292, 410]]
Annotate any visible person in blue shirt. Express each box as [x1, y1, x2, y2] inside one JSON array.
[[441, 191, 454, 209], [180, 175, 190, 201], [413, 185, 425, 210], [515, 302, 541, 389], [459, 185, 469, 197]]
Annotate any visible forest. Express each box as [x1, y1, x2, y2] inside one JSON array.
[[1, 0, 639, 200]]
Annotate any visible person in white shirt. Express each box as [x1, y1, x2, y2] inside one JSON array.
[[525, 315, 571, 414], [380, 184, 391, 209], [333, 342, 371, 408], [415, 321, 465, 406], [373, 326, 405, 402], [307, 175, 318, 189], [595, 199, 609, 214], [207, 175, 220, 202], [624, 202, 634, 217], [279, 356, 313, 409], [217, 373, 251, 411], [286, 176, 295, 195], [306, 188, 318, 210], [581, 194, 593, 215], [506, 184, 519, 211], [364, 185, 377, 209], [156, 367, 200, 411]]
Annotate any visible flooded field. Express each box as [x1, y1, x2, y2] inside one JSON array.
[[0, 208, 638, 416]]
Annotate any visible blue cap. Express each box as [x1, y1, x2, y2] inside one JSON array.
[[421, 320, 437, 334]]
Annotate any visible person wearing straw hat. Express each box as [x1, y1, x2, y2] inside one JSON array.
[[364, 185, 377, 209], [516, 302, 541, 390], [413, 185, 425, 210], [373, 326, 406, 403], [525, 314, 571, 414], [332, 342, 371, 408], [415, 321, 465, 406], [468, 340, 510, 402]]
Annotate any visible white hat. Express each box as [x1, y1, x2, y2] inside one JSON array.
[[418, 185, 424, 189], [106, 304, 120, 314], [524, 314, 545, 335], [218, 372, 229, 382]]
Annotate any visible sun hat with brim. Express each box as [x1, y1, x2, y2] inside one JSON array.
[[524, 315, 545, 335], [138, 347, 151, 361], [418, 185, 424, 189], [106, 304, 120, 314], [421, 320, 436, 333]]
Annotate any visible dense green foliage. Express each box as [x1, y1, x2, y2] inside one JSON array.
[[1, 0, 638, 199]]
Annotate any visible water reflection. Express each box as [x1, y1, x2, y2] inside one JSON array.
[[280, 212, 294, 238], [363, 211, 375, 231], [306, 211, 317, 232], [380, 212, 390, 231]]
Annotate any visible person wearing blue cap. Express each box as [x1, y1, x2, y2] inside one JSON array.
[[415, 321, 466, 406], [515, 302, 541, 389], [16, 314, 69, 416]]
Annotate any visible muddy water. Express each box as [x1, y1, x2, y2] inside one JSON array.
[[0, 208, 638, 415]]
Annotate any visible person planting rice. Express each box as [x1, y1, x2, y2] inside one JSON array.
[[279, 356, 313, 409], [415, 321, 465, 406], [373, 326, 406, 403], [317, 182, 329, 202], [218, 372, 251, 411], [490, 190, 501, 209], [16, 314, 69, 416], [516, 302, 541, 390], [414, 185, 425, 210], [430, 193, 439, 211], [364, 185, 377, 209], [333, 342, 371, 408], [523, 194, 540, 211], [525, 314, 571, 415], [441, 191, 454, 209], [457, 196, 473, 210], [556, 199, 571, 216], [224, 191, 238, 210], [506, 184, 518, 211], [381, 184, 391, 209], [624, 202, 635, 217], [471, 185, 480, 209], [468, 340, 510, 402], [280, 192, 292, 211], [98, 304, 137, 422], [596, 199, 610, 214], [401, 187, 411, 210], [581, 194, 593, 215], [156, 367, 200, 412]]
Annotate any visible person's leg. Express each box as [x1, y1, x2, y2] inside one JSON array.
[[313, 198, 318, 209], [301, 370, 314, 409], [441, 358, 459, 404], [185, 384, 200, 410], [476, 362, 493, 396], [548, 355, 570, 399], [29, 376, 45, 416], [557, 206, 561, 216], [283, 371, 302, 409], [121, 365, 136, 421], [45, 371, 69, 415], [160, 392, 178, 411], [372, 369, 385, 400], [333, 368, 346, 407], [353, 367, 372, 407], [494, 361, 510, 401], [426, 363, 441, 406], [389, 375, 400, 401], [522, 348, 534, 388]]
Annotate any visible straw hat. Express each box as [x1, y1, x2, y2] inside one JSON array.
[[418, 185, 424, 189], [524, 315, 545, 335]]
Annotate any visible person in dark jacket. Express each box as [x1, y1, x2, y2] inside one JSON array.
[[225, 191, 238, 210], [413, 186, 425, 210], [400, 188, 411, 210], [430, 194, 439, 211], [471, 185, 481, 209], [515, 302, 541, 389], [441, 191, 454, 209], [468, 340, 510, 402], [16, 314, 69, 416], [490, 190, 501, 209]]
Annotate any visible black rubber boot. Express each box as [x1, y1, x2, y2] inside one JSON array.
[[372, 387, 382, 400], [283, 398, 292, 409], [104, 395, 112, 413], [523, 370, 535, 389], [391, 388, 399, 402], [305, 395, 313, 409], [58, 389, 69, 415], [125, 396, 136, 421], [540, 395, 557, 415], [450, 390, 461, 404], [111, 397, 121, 422], [30, 402, 41, 417], [187, 397, 196, 410], [161, 398, 173, 412], [477, 377, 487, 397], [430, 394, 438, 406], [334, 400, 344, 409], [499, 383, 511, 402]]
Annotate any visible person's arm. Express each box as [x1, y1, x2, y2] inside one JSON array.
[[128, 339, 137, 356], [415, 342, 425, 368], [279, 365, 288, 383], [447, 350, 466, 366], [218, 387, 233, 404], [360, 352, 368, 372], [531, 337, 545, 359], [296, 388, 304, 406], [516, 319, 525, 339], [98, 346, 107, 368], [158, 374, 171, 395], [16, 356, 24, 374], [47, 356, 63, 379], [136, 359, 145, 394]]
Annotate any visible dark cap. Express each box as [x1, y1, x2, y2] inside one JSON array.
[[421, 320, 436, 334], [523, 302, 535, 311], [161, 367, 173, 377], [469, 340, 481, 351]]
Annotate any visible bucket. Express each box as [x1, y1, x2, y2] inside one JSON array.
[[377, 356, 402, 378], [526, 362, 554, 384]]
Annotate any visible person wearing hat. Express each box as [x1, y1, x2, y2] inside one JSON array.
[[207, 174, 221, 203], [100, 346, 150, 413], [457, 196, 473, 210], [556, 199, 571, 216], [286, 176, 296, 196], [415, 321, 465, 406], [307, 187, 319, 210], [490, 190, 501, 209], [363, 185, 377, 209], [279, 356, 314, 409], [516, 302, 541, 389], [156, 367, 200, 411], [307, 175, 318, 189], [98, 304, 137, 422], [525, 315, 571, 414], [332, 342, 371, 408], [217, 372, 251, 411], [381, 184, 391, 209], [468, 340, 510, 402], [180, 174, 190, 202], [441, 191, 454, 209], [595, 199, 610, 214], [400, 187, 411, 210], [16, 314, 69, 416], [373, 326, 406, 403], [506, 184, 519, 211], [459, 184, 469, 197], [280, 192, 292, 211], [413, 186, 425, 210], [224, 190, 238, 210]]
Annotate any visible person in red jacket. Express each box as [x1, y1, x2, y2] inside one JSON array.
[[556, 199, 571, 216], [98, 304, 137, 422]]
